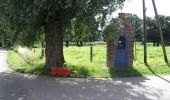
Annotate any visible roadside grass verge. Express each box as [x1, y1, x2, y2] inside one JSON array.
[[7, 43, 170, 77], [7, 50, 49, 75]]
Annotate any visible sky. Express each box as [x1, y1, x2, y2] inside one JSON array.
[[113, 0, 170, 18]]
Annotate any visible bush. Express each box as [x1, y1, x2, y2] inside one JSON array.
[[17, 46, 38, 64]]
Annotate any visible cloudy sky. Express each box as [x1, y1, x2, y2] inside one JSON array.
[[113, 0, 170, 18]]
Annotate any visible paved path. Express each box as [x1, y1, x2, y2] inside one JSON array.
[[0, 48, 12, 72], [0, 48, 170, 100]]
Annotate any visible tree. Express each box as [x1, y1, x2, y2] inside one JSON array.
[[0, 0, 125, 69], [126, 13, 143, 41], [146, 17, 159, 45], [103, 18, 120, 42], [146, 15, 170, 46], [0, 16, 15, 47], [159, 16, 170, 43], [67, 16, 101, 46]]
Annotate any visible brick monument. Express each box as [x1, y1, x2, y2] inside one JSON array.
[[107, 13, 135, 68]]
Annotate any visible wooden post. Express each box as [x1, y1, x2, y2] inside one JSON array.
[[90, 44, 93, 62], [134, 38, 137, 60], [152, 0, 168, 63], [143, 0, 147, 64]]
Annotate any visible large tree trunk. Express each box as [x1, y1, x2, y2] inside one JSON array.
[[44, 21, 65, 69]]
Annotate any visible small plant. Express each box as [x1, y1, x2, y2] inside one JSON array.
[[17, 46, 37, 64]]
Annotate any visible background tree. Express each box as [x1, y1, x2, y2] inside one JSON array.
[[146, 15, 170, 46], [0, 15, 15, 47], [103, 18, 120, 42], [146, 17, 159, 46], [126, 13, 143, 41], [159, 15, 170, 44], [0, 0, 125, 68]]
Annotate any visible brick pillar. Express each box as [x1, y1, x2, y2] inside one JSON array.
[[121, 16, 135, 67], [107, 13, 135, 68], [107, 41, 115, 68]]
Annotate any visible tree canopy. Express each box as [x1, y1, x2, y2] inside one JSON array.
[[146, 15, 170, 44], [0, 0, 125, 33]]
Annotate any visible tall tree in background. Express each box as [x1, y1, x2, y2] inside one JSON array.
[[146, 15, 170, 45], [0, 0, 125, 68], [146, 17, 159, 45]]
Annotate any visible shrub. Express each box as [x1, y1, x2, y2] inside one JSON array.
[[17, 46, 37, 64]]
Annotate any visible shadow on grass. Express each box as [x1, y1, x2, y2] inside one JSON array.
[[145, 63, 170, 83], [109, 67, 143, 78]]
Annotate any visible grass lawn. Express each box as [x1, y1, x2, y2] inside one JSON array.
[[7, 43, 170, 77]]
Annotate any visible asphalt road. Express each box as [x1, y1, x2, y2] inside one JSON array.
[[0, 48, 170, 100]]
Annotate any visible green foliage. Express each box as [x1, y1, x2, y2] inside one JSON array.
[[66, 16, 101, 43], [1, 0, 125, 68], [0, 31, 12, 47], [125, 13, 143, 41], [0, 0, 125, 46], [146, 17, 158, 42], [103, 18, 120, 42], [146, 15, 170, 43]]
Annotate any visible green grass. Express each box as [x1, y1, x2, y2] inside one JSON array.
[[7, 43, 170, 77], [133, 43, 170, 76], [7, 50, 49, 75]]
